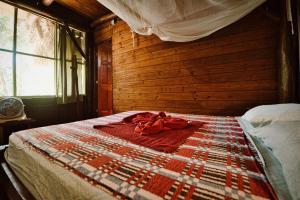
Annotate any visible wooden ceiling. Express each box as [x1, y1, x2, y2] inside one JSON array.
[[54, 0, 111, 20]]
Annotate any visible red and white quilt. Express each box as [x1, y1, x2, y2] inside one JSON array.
[[13, 111, 276, 200]]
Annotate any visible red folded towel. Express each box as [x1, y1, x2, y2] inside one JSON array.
[[125, 112, 190, 135], [93, 112, 204, 153]]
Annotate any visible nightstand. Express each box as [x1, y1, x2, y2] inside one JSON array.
[[0, 119, 36, 145]]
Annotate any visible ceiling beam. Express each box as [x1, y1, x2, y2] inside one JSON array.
[[91, 13, 117, 28]]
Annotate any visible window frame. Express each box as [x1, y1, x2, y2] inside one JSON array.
[[0, 2, 86, 98]]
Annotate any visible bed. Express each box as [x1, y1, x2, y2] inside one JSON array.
[[1, 109, 297, 200]]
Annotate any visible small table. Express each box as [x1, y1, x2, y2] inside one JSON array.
[[0, 118, 35, 145]]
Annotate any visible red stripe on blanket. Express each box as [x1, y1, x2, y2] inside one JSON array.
[[143, 174, 174, 197]]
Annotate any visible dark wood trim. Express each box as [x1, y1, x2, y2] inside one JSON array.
[[65, 23, 87, 60], [86, 29, 97, 118], [93, 35, 98, 117], [278, 0, 298, 102], [0, 146, 35, 200], [297, 0, 300, 102], [12, 7, 17, 96]]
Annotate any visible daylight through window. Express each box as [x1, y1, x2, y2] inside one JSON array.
[[0, 1, 86, 97]]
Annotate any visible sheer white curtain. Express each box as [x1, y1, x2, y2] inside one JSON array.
[[97, 0, 265, 42]]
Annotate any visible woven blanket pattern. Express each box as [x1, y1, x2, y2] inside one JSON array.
[[14, 111, 275, 200]]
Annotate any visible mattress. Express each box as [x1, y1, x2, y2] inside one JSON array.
[[4, 111, 139, 200], [5, 111, 276, 200]]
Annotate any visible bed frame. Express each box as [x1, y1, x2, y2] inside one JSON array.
[[0, 145, 35, 200]]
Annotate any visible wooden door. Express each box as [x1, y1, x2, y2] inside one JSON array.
[[97, 41, 112, 116]]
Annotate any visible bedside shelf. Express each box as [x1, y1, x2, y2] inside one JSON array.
[[0, 119, 36, 145]]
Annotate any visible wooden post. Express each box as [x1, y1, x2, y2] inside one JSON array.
[[278, 0, 297, 102]]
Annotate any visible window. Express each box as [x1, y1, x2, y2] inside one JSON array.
[[16, 9, 56, 96], [0, 1, 14, 96], [0, 1, 86, 97], [16, 55, 56, 96]]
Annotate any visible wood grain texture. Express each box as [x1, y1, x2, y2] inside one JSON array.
[[94, 22, 113, 44], [97, 41, 113, 116], [95, 9, 280, 116], [55, 0, 110, 19]]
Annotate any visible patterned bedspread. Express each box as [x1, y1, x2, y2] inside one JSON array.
[[13, 111, 276, 200]]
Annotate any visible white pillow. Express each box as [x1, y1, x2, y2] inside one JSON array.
[[241, 104, 300, 127], [248, 122, 300, 200]]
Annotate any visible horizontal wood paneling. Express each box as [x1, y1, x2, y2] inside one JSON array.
[[98, 9, 280, 115], [94, 22, 113, 44]]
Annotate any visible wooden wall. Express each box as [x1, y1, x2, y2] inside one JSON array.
[[96, 9, 280, 115]]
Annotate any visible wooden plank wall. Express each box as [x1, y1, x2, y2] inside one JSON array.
[[97, 9, 280, 115], [94, 22, 113, 44]]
